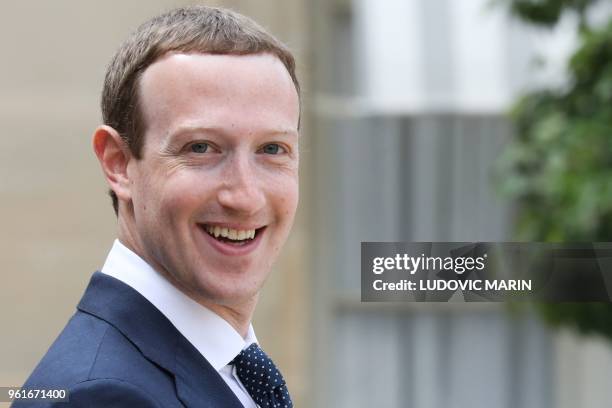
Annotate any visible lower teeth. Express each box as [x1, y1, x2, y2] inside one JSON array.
[[209, 234, 252, 244]]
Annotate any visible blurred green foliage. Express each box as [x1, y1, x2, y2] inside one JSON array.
[[499, 0, 612, 341], [501, 0, 596, 28]]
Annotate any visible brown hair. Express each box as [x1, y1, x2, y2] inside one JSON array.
[[101, 5, 300, 215]]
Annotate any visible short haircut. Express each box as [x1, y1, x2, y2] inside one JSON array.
[[101, 5, 300, 215]]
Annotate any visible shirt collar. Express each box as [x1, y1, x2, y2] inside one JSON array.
[[101, 239, 257, 370]]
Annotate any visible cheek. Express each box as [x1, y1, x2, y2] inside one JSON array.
[[131, 161, 163, 208], [154, 172, 208, 218], [274, 176, 299, 222]]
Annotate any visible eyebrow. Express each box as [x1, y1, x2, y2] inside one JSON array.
[[164, 124, 299, 145]]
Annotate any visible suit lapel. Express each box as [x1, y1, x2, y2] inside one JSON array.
[[77, 272, 244, 408], [174, 339, 244, 408]]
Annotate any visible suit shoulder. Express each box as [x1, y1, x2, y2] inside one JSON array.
[[22, 311, 172, 391], [22, 312, 111, 388], [12, 378, 161, 408]]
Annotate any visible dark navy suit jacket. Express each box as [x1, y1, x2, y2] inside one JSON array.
[[14, 272, 245, 407]]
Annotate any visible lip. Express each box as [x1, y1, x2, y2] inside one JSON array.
[[196, 223, 265, 256]]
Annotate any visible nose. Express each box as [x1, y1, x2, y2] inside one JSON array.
[[217, 153, 266, 216]]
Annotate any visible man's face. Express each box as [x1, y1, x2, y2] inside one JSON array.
[[126, 52, 299, 307]]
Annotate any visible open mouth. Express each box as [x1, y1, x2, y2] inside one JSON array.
[[201, 224, 265, 246]]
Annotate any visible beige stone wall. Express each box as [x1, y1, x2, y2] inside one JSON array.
[[0, 1, 311, 406]]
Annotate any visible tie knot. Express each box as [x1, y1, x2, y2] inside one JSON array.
[[232, 343, 292, 407], [233, 343, 285, 390]]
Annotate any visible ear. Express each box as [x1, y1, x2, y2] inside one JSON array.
[[92, 125, 133, 203]]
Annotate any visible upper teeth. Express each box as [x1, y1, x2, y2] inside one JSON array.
[[205, 225, 256, 240]]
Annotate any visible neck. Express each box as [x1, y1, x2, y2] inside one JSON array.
[[197, 298, 257, 339]]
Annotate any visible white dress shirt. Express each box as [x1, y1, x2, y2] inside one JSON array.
[[101, 239, 258, 408]]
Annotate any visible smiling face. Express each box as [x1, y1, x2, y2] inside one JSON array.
[[124, 52, 299, 308]]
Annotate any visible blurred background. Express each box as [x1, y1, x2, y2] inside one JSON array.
[[3, 0, 612, 407]]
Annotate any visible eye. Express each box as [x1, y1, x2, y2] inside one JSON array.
[[261, 143, 284, 155], [190, 142, 209, 153]]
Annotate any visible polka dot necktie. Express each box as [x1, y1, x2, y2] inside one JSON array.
[[232, 343, 293, 408]]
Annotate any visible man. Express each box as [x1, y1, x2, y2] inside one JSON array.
[[15, 5, 299, 408]]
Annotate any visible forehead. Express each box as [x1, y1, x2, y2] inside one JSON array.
[[137, 52, 299, 141]]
